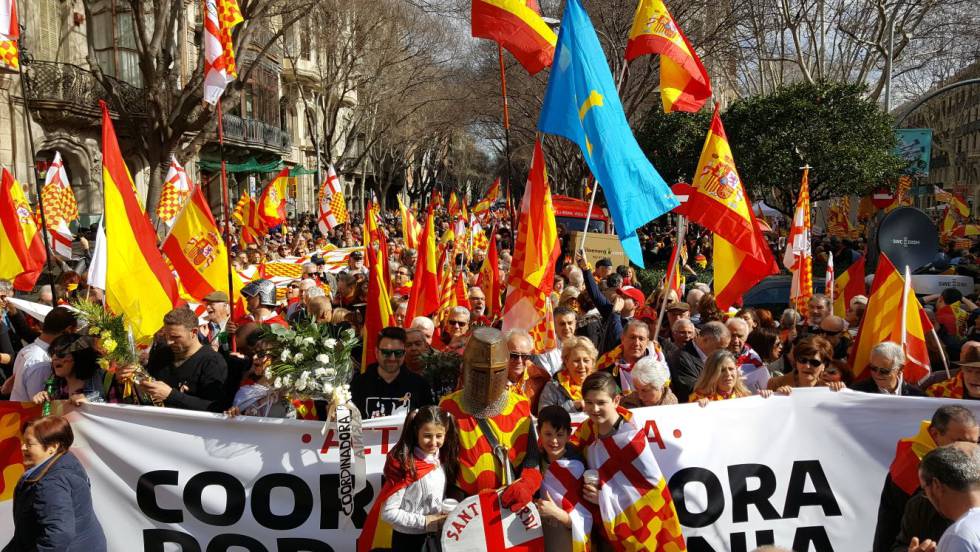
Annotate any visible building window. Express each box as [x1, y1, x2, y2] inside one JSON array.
[[89, 0, 143, 86], [35, 0, 60, 61]]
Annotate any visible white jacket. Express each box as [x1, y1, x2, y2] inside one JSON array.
[[380, 448, 446, 534]]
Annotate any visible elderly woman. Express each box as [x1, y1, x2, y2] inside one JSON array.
[[850, 342, 925, 396], [537, 337, 599, 414], [620, 356, 677, 408], [767, 336, 846, 393], [6, 416, 106, 551], [691, 350, 774, 406]]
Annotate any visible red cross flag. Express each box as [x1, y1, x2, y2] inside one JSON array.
[[440, 491, 544, 551], [317, 164, 348, 234], [203, 0, 243, 105], [156, 156, 191, 227]]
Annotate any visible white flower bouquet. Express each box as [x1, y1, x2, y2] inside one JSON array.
[[261, 323, 359, 406]]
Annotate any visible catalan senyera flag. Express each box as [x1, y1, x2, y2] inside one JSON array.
[[362, 212, 394, 370], [0, 168, 45, 290], [940, 206, 957, 237], [156, 156, 192, 227], [471, 0, 557, 75], [398, 197, 422, 250], [203, 0, 243, 104], [689, 105, 778, 309], [831, 255, 865, 318], [825, 251, 835, 303], [162, 184, 241, 305], [38, 151, 78, 230], [232, 191, 266, 245], [625, 0, 711, 113], [783, 168, 813, 317], [100, 101, 181, 341], [477, 224, 502, 320], [257, 169, 288, 228], [405, 205, 440, 323], [849, 254, 931, 383], [471, 177, 500, 218], [0, 0, 19, 70], [501, 139, 559, 353], [573, 409, 686, 551], [951, 225, 980, 238]]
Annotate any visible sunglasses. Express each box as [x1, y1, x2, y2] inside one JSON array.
[[509, 352, 531, 362], [447, 320, 468, 327], [868, 365, 896, 376], [51, 351, 72, 359], [796, 357, 824, 367], [379, 349, 406, 358], [813, 328, 842, 336]]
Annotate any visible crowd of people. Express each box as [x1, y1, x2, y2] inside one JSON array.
[[3, 204, 980, 551]]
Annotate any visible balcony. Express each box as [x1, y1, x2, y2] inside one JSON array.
[[23, 61, 147, 125], [221, 113, 291, 155]]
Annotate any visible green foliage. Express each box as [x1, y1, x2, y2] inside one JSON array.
[[636, 109, 712, 185], [723, 81, 906, 215]]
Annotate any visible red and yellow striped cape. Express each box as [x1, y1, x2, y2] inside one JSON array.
[[926, 372, 965, 399], [440, 390, 533, 496]]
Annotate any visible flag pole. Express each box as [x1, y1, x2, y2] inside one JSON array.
[[216, 100, 237, 352], [497, 44, 516, 253], [652, 214, 685, 344], [578, 179, 598, 253], [931, 327, 952, 379], [17, 53, 60, 304]]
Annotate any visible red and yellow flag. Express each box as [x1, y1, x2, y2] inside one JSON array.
[[100, 101, 181, 341], [405, 205, 440, 322], [162, 184, 241, 306], [662, 237, 685, 300], [688, 106, 777, 309], [940, 206, 957, 238], [0, 0, 19, 70], [825, 197, 852, 238], [257, 169, 288, 228], [502, 138, 559, 352], [477, 224, 502, 320], [472, 178, 500, 218], [398, 197, 422, 250], [0, 168, 45, 290], [832, 255, 866, 317], [363, 203, 394, 369], [471, 0, 557, 75], [783, 168, 813, 316], [625, 0, 711, 112], [202, 0, 243, 104], [849, 254, 931, 383]]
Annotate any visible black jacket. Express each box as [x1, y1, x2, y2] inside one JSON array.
[[890, 492, 950, 552], [3, 452, 106, 552], [668, 341, 705, 403], [350, 363, 435, 419], [147, 344, 228, 412], [851, 378, 926, 397]]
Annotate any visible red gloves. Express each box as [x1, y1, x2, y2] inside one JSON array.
[[500, 467, 543, 512]]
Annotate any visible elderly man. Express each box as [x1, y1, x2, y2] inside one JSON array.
[[818, 315, 851, 359], [468, 286, 490, 325], [404, 328, 432, 375], [439, 306, 471, 352], [409, 316, 435, 345], [535, 305, 577, 376], [505, 329, 551, 413], [805, 294, 832, 333], [873, 406, 980, 552], [727, 317, 769, 391], [914, 443, 980, 551], [852, 342, 925, 396], [200, 291, 231, 353], [595, 319, 666, 393], [671, 318, 697, 350], [340, 250, 368, 276], [349, 326, 434, 419], [928, 360, 980, 400], [847, 295, 869, 335], [686, 288, 705, 324], [668, 321, 731, 402]]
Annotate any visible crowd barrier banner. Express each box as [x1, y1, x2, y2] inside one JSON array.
[[2, 389, 978, 551]]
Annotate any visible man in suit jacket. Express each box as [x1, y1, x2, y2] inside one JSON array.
[[668, 321, 731, 402], [850, 342, 925, 396]]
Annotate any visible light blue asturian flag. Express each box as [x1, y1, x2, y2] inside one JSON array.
[[538, 0, 678, 268]]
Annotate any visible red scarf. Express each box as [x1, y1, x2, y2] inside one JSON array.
[[358, 453, 437, 552]]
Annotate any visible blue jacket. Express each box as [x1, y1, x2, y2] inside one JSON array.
[[3, 452, 106, 552]]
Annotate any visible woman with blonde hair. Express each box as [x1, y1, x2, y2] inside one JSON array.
[[691, 350, 773, 406], [537, 336, 599, 414]]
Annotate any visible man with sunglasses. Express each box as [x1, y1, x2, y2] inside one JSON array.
[[505, 329, 550, 413], [851, 342, 925, 396], [439, 306, 471, 353], [349, 326, 434, 419]]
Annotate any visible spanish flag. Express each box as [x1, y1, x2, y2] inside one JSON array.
[[501, 138, 559, 352], [477, 223, 502, 320], [471, 177, 500, 218], [940, 206, 956, 237], [100, 101, 181, 341], [257, 169, 288, 228], [832, 255, 866, 317], [162, 184, 241, 305], [397, 197, 422, 250], [405, 204, 440, 322], [472, 0, 557, 75], [625, 0, 711, 112], [688, 106, 777, 309], [849, 254, 931, 383], [0, 168, 45, 290], [362, 204, 394, 369]]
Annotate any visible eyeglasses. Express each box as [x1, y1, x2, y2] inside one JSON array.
[[447, 320, 468, 327], [51, 351, 71, 359], [796, 357, 824, 367], [868, 365, 896, 376], [509, 352, 531, 362], [396, 271, 409, 276], [379, 349, 406, 358], [288, 284, 301, 289]]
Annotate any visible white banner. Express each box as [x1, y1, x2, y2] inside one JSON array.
[[2, 389, 978, 551]]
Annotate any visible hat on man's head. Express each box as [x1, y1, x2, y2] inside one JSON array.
[[616, 285, 645, 306], [350, 250, 364, 260], [203, 291, 230, 303], [596, 258, 613, 268], [667, 301, 691, 313]]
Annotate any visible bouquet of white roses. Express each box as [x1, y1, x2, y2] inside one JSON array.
[[261, 323, 358, 407]]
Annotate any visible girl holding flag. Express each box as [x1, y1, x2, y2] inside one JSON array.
[[359, 406, 459, 552]]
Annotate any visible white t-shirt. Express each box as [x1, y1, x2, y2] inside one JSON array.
[[939, 507, 980, 552], [9, 338, 51, 402]]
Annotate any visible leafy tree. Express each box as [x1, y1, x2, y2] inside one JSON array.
[[723, 81, 906, 215], [636, 108, 711, 185]]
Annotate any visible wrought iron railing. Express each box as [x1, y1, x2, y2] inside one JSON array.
[[221, 112, 291, 152], [23, 60, 147, 117]]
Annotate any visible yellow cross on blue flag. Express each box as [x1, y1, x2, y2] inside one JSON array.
[[538, 0, 678, 268]]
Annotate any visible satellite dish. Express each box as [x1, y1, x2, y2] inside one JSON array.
[[876, 207, 939, 272]]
